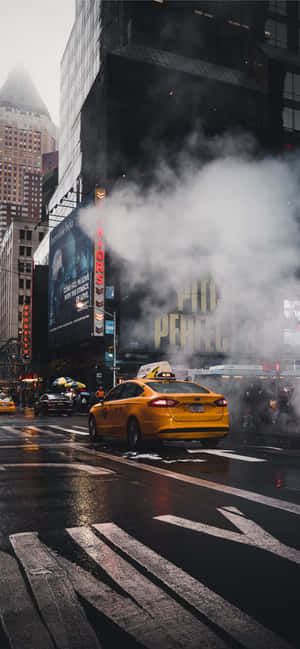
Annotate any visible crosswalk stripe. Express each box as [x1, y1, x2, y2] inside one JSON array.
[[0, 463, 114, 475], [95, 522, 294, 649], [67, 525, 229, 649], [0, 549, 54, 648], [48, 424, 89, 435], [1, 424, 61, 439], [54, 546, 184, 649], [187, 449, 266, 462], [10, 532, 101, 649]]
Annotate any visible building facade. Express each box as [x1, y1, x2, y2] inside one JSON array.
[[0, 66, 56, 369], [0, 66, 56, 240], [37, 1, 300, 383]]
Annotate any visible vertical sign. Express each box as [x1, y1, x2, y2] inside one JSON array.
[[22, 304, 31, 360], [93, 188, 106, 336]]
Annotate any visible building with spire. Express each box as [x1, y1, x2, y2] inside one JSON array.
[[0, 67, 56, 367]]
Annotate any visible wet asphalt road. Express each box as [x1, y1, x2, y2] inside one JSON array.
[[0, 414, 299, 649]]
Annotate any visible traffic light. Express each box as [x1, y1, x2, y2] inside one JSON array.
[[21, 304, 31, 360]]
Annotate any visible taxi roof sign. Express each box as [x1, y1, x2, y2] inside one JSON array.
[[137, 361, 175, 379]]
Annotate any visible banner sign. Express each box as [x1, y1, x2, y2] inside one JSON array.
[[93, 188, 106, 336]]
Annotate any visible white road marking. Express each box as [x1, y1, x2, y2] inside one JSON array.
[[0, 463, 114, 475], [249, 446, 283, 451], [0, 443, 69, 448], [97, 522, 294, 649], [124, 452, 206, 464], [1, 424, 62, 439], [73, 424, 88, 430], [68, 525, 228, 648], [47, 424, 89, 435], [0, 549, 55, 648], [187, 449, 266, 462], [162, 458, 206, 463], [156, 507, 300, 565], [10, 532, 101, 649], [71, 447, 300, 517], [55, 545, 192, 649], [1, 425, 32, 438]]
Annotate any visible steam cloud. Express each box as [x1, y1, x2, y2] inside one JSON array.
[[80, 134, 300, 366]]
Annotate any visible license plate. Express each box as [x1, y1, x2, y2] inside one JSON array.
[[189, 404, 205, 413]]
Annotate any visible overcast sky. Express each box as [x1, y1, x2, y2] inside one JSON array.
[[0, 0, 75, 125]]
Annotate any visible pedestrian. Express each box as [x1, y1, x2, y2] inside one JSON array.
[[96, 386, 104, 401]]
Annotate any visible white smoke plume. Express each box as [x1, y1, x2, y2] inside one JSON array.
[[80, 136, 300, 366]]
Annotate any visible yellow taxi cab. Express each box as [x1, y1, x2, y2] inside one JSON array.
[[0, 395, 16, 414], [88, 362, 229, 449]]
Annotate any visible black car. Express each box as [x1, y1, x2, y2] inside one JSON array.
[[34, 393, 73, 416]]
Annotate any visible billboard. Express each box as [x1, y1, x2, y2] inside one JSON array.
[[119, 277, 274, 361], [48, 203, 94, 347]]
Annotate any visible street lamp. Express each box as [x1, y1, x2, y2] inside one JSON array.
[[76, 301, 118, 388]]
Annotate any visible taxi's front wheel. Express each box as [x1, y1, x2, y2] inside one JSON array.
[[127, 417, 141, 451]]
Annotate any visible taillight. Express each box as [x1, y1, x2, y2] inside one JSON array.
[[215, 398, 228, 407], [148, 398, 179, 407]]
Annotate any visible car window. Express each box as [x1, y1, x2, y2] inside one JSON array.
[[146, 381, 210, 394], [121, 383, 144, 399], [105, 384, 126, 401]]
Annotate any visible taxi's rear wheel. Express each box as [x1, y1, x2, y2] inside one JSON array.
[[89, 416, 99, 445], [127, 417, 141, 451]]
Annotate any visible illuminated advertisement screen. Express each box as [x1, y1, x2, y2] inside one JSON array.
[[119, 279, 228, 355], [48, 203, 94, 347]]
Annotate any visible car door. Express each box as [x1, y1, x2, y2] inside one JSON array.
[[111, 382, 144, 439], [99, 384, 127, 438]]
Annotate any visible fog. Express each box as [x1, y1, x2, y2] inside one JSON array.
[[80, 134, 300, 366]]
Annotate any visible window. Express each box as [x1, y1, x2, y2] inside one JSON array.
[[26, 263, 31, 273], [269, 0, 286, 14], [121, 383, 144, 399], [39, 232, 44, 242], [105, 384, 126, 401], [19, 246, 25, 256], [18, 295, 24, 305], [19, 279, 24, 289], [25, 296, 30, 305], [26, 279, 31, 289], [18, 311, 22, 322], [146, 381, 210, 394], [19, 262, 24, 272], [20, 230, 25, 240], [26, 230, 32, 241], [265, 18, 287, 48], [283, 106, 300, 131], [284, 73, 300, 101], [26, 247, 31, 256]]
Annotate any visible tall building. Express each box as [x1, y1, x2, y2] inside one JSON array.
[[48, 0, 101, 223], [0, 66, 56, 240], [43, 1, 300, 382], [48, 1, 300, 213], [0, 66, 56, 356]]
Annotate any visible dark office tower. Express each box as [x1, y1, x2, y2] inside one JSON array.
[[51, 1, 300, 208]]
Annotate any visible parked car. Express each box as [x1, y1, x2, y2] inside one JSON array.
[[0, 396, 16, 414], [34, 393, 73, 416]]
